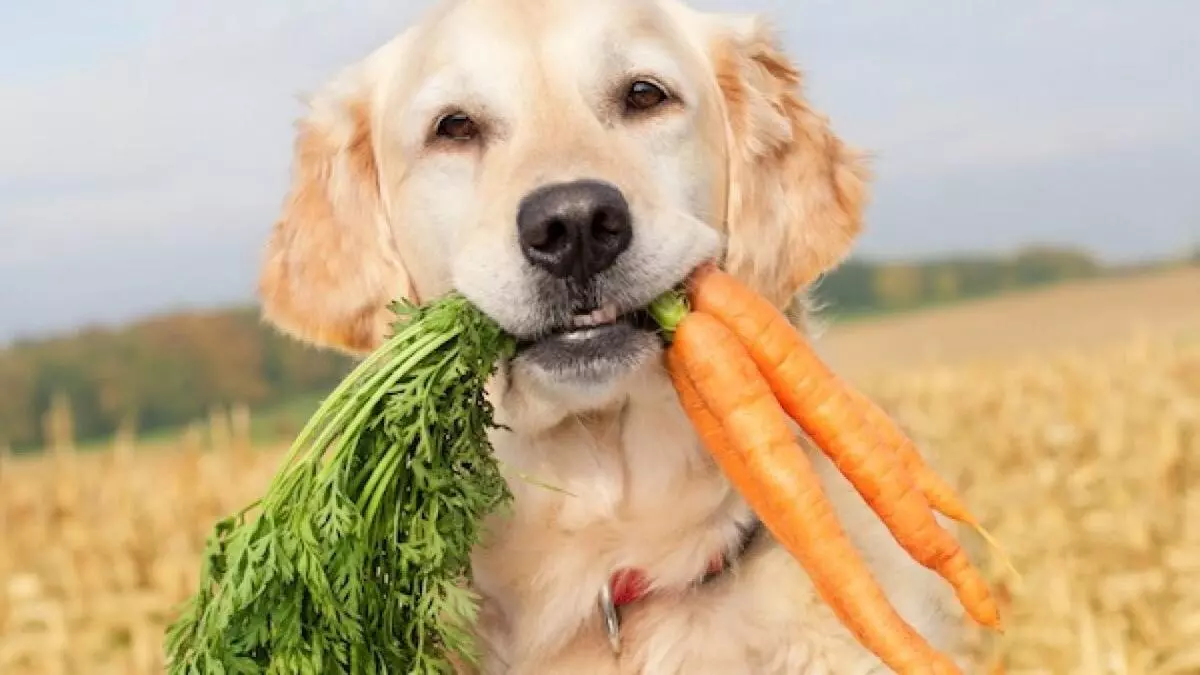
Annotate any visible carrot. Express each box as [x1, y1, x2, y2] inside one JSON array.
[[684, 263, 1002, 630], [842, 389, 989, 537], [666, 315, 962, 675], [846, 388, 1020, 581]]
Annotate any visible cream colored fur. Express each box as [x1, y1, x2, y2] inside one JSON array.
[[257, 0, 970, 672]]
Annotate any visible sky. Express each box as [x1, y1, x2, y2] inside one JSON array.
[[1, 0, 1197, 342]]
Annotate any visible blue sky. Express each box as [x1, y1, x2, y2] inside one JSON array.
[[1, 0, 1197, 342]]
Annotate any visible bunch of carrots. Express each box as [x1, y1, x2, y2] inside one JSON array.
[[650, 263, 1005, 675]]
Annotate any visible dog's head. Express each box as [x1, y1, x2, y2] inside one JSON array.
[[259, 0, 868, 411]]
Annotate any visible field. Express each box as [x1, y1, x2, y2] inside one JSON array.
[[2, 268, 1198, 674]]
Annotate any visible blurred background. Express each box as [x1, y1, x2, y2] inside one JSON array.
[[1, 1, 1197, 673]]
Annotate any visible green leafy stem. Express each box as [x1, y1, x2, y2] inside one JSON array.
[[164, 287, 691, 675]]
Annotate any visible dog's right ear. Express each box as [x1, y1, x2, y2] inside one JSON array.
[[258, 59, 414, 355], [708, 15, 870, 309]]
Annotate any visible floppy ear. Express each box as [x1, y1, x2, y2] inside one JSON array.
[[713, 17, 871, 308], [258, 66, 414, 355]]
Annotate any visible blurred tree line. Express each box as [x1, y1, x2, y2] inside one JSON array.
[[0, 309, 352, 450], [813, 246, 1103, 315], [0, 245, 1177, 450]]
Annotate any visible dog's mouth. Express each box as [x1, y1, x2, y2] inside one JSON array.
[[515, 304, 657, 350], [513, 302, 662, 381]]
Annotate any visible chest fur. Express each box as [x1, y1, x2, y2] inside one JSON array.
[[468, 362, 965, 673]]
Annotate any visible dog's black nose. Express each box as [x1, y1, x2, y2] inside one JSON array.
[[517, 179, 632, 281]]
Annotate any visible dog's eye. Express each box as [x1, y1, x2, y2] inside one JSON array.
[[435, 113, 479, 141], [625, 80, 670, 113]]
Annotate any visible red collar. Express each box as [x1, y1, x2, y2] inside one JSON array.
[[608, 554, 727, 607], [606, 518, 763, 608]]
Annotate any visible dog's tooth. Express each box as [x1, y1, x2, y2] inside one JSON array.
[[572, 314, 594, 328], [597, 305, 619, 324]]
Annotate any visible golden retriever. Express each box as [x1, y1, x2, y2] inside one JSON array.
[[257, 0, 970, 672]]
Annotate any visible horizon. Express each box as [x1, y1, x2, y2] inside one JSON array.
[[1, 243, 1184, 348], [2, 0, 1197, 342]]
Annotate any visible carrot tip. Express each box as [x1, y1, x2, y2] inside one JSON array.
[[979, 613, 1004, 632]]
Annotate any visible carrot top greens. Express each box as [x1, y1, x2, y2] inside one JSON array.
[[647, 289, 690, 339], [164, 294, 516, 675]]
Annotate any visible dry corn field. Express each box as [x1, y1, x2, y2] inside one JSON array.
[[2, 280, 1198, 673]]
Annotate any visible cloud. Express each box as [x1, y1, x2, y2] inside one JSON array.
[[0, 0, 432, 340], [862, 138, 1200, 260], [1, 0, 1197, 341]]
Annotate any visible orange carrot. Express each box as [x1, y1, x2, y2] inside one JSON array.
[[683, 263, 1001, 630], [666, 315, 962, 675], [842, 388, 986, 533], [843, 385, 1019, 581]]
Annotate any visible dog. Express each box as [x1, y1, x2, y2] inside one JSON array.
[[257, 0, 970, 672]]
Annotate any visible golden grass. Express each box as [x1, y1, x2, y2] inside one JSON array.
[[0, 415, 285, 674], [868, 331, 1199, 674], [2, 330, 1197, 673]]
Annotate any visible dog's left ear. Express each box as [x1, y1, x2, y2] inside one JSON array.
[[258, 50, 415, 355], [711, 16, 871, 308]]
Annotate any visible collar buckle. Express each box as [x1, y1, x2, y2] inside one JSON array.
[[598, 581, 622, 654], [594, 517, 763, 655]]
